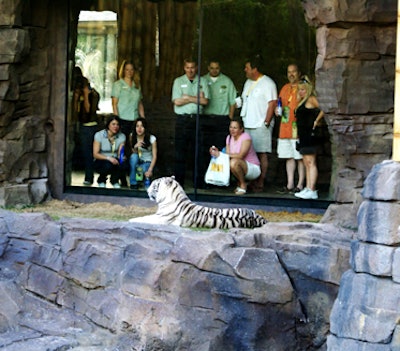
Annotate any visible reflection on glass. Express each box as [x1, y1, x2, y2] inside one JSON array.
[[66, 3, 331, 203], [76, 11, 117, 114], [69, 11, 118, 188]]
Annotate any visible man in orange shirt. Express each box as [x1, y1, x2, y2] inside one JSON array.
[[276, 64, 305, 193]]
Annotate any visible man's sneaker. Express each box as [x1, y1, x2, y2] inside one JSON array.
[[113, 183, 121, 189], [83, 180, 92, 186], [98, 182, 106, 188]]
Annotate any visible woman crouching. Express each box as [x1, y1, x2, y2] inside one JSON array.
[[93, 114, 128, 188], [209, 117, 260, 195]]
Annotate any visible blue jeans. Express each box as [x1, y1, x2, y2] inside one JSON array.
[[129, 153, 151, 185]]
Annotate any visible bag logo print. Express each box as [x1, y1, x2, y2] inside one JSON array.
[[210, 163, 224, 172]]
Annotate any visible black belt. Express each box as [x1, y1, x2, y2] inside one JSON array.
[[177, 114, 198, 119], [204, 114, 229, 118]]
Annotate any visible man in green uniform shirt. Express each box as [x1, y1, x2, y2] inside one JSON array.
[[172, 58, 210, 188], [203, 60, 237, 150]]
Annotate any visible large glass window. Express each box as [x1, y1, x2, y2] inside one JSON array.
[[66, 1, 332, 207]]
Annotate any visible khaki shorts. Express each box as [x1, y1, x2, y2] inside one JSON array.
[[277, 139, 303, 160], [245, 161, 261, 180], [246, 119, 274, 153]]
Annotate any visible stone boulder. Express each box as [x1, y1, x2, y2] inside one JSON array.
[[328, 160, 400, 350], [0, 210, 355, 350]]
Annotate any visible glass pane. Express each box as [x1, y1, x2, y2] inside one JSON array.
[[66, 1, 332, 207], [76, 10, 117, 113], [69, 11, 118, 187]]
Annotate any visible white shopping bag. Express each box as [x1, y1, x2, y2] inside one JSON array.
[[204, 152, 230, 186]]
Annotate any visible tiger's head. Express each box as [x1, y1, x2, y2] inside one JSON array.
[[146, 176, 187, 204]]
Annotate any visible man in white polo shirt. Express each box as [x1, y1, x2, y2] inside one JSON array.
[[240, 54, 277, 192]]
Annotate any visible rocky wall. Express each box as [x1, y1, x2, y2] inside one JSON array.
[[328, 160, 400, 349], [302, 0, 397, 206], [0, 0, 57, 206], [0, 211, 354, 350]]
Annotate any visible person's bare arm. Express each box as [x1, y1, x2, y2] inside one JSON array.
[[173, 91, 208, 106], [228, 139, 251, 160], [138, 100, 145, 118], [229, 103, 236, 119], [309, 96, 324, 128], [145, 141, 158, 178], [93, 140, 105, 160], [83, 85, 90, 113], [112, 96, 119, 115], [93, 140, 118, 165], [265, 99, 277, 126]]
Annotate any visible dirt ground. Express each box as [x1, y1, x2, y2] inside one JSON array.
[[11, 199, 323, 223]]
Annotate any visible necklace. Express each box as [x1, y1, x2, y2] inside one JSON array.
[[108, 133, 116, 153], [245, 75, 262, 97]]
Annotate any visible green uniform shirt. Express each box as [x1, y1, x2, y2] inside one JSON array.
[[203, 73, 237, 116], [172, 74, 210, 115], [111, 79, 142, 121]]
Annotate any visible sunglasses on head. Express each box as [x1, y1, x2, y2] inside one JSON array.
[[300, 77, 310, 84]]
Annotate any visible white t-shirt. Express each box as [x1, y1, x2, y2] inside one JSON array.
[[240, 75, 277, 128], [136, 134, 156, 162]]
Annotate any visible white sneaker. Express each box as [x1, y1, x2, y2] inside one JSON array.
[[113, 183, 121, 189], [295, 188, 318, 199], [98, 182, 106, 188], [294, 188, 310, 198], [307, 190, 318, 199]]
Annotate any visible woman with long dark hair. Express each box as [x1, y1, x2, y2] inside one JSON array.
[[129, 117, 157, 190]]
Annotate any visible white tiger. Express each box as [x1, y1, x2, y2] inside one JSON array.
[[129, 176, 267, 229]]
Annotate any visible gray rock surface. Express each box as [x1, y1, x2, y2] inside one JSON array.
[[0, 211, 354, 350], [328, 160, 400, 350]]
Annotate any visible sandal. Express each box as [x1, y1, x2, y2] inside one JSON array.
[[234, 187, 247, 195], [276, 186, 294, 194]]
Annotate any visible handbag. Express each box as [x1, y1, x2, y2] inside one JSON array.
[[311, 126, 325, 144], [204, 152, 230, 186]]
